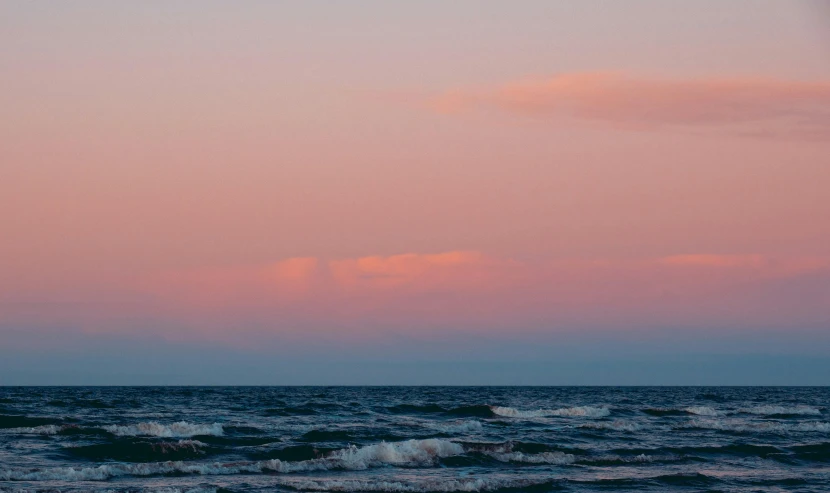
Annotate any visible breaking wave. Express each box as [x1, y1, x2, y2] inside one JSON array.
[[0, 438, 593, 482], [103, 421, 224, 438], [0, 438, 466, 481]]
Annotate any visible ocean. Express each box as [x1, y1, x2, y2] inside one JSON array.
[[0, 386, 828, 492]]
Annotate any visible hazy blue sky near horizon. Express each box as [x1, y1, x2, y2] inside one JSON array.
[[1, 1, 829, 384]]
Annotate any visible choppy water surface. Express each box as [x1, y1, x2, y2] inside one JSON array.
[[0, 387, 828, 492]]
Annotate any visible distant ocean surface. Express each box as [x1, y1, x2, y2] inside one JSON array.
[[1, 387, 828, 493]]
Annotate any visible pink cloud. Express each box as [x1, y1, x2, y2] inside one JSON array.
[[427, 73, 830, 139], [328, 251, 517, 292], [142, 256, 322, 308], [17, 250, 816, 347], [658, 254, 767, 268], [134, 251, 830, 330]]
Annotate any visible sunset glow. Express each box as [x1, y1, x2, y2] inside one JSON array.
[[1, 1, 829, 384]]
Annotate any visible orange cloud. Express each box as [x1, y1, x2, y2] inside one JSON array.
[[328, 251, 515, 291], [428, 73, 830, 139], [264, 257, 320, 296]]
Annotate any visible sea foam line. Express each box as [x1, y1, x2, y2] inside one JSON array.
[[0, 438, 582, 481], [682, 418, 830, 433], [490, 405, 610, 418], [103, 421, 224, 438], [267, 477, 556, 492], [738, 405, 822, 416]]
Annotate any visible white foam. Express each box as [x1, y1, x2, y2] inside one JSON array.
[[462, 441, 575, 465], [325, 439, 465, 469], [5, 424, 67, 435], [491, 405, 610, 418], [485, 450, 575, 465], [738, 405, 822, 416], [684, 406, 722, 416], [0, 438, 589, 482], [151, 439, 207, 453], [103, 421, 224, 438]]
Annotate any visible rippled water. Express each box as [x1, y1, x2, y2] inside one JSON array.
[[0, 387, 828, 492]]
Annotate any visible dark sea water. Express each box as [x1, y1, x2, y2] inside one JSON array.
[[0, 387, 828, 493]]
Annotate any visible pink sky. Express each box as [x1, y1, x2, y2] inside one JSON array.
[[1, 2, 829, 382]]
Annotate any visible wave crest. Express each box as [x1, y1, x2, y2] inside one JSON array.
[[0, 438, 587, 481], [103, 421, 224, 438], [738, 405, 822, 416], [327, 439, 465, 469]]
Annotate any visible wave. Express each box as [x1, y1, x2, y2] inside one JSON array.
[[103, 421, 224, 438], [573, 453, 684, 466], [578, 420, 641, 432], [482, 450, 575, 465], [642, 408, 689, 417], [490, 406, 609, 419], [569, 472, 720, 488], [643, 405, 821, 418], [790, 442, 830, 462], [48, 398, 115, 409], [460, 442, 575, 465], [682, 418, 830, 433], [387, 404, 447, 414], [641, 406, 722, 417], [425, 420, 483, 434], [445, 405, 495, 417], [245, 443, 340, 462], [262, 406, 318, 416], [0, 438, 587, 482], [0, 489, 220, 493], [300, 429, 356, 442], [684, 406, 722, 416], [674, 443, 783, 458], [64, 439, 209, 462], [652, 472, 720, 487], [327, 439, 465, 469], [64, 438, 209, 462], [5, 424, 67, 435], [266, 477, 559, 493], [0, 414, 60, 429], [0, 439, 465, 481], [737, 405, 822, 416]]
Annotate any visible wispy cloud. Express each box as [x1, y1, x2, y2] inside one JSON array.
[[427, 73, 830, 140], [6, 251, 826, 345]]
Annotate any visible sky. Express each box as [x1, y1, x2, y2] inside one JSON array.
[[1, 1, 829, 385]]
